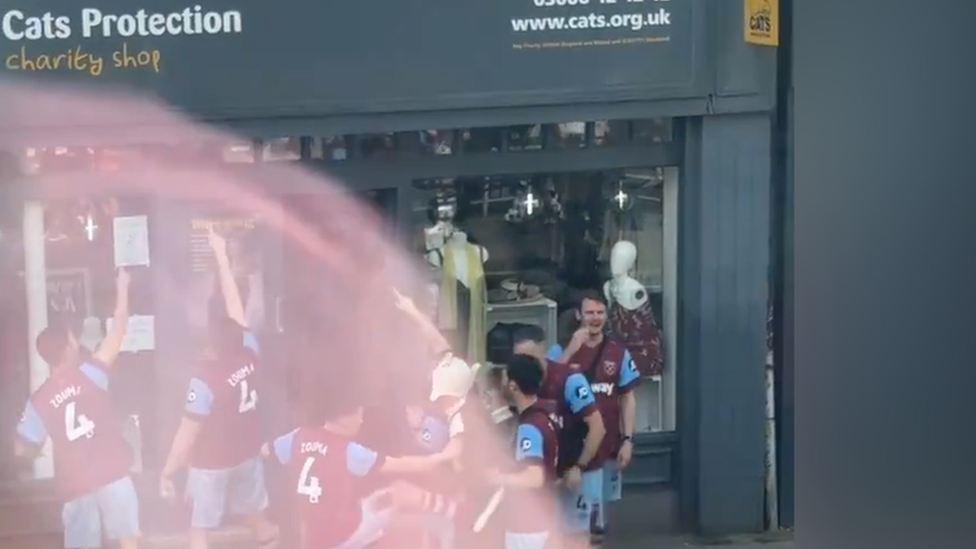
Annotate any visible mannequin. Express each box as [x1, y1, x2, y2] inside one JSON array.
[[426, 226, 489, 364], [604, 240, 664, 377]]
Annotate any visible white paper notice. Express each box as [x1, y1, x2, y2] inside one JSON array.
[[113, 216, 150, 267], [105, 315, 156, 352]]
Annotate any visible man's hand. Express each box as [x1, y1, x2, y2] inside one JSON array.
[[159, 476, 176, 501], [617, 439, 633, 469], [208, 228, 228, 258], [563, 465, 583, 490], [116, 268, 131, 293], [567, 328, 590, 354], [392, 288, 419, 316]]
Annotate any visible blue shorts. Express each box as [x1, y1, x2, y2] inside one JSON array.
[[603, 462, 623, 502], [504, 531, 549, 549], [558, 468, 605, 532], [186, 455, 269, 529], [63, 475, 140, 548]]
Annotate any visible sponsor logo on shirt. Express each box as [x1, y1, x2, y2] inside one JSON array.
[[591, 382, 615, 396], [187, 389, 197, 402], [520, 437, 533, 451], [575, 385, 590, 400]]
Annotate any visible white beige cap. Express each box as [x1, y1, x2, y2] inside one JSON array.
[[430, 354, 479, 401]]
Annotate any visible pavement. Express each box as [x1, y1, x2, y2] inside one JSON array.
[[617, 538, 794, 549], [137, 486, 796, 549]]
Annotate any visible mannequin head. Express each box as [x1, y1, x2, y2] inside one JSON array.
[[610, 240, 638, 277]]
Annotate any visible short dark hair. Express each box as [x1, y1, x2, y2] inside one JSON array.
[[512, 324, 546, 346], [36, 322, 71, 366], [505, 354, 544, 396], [577, 289, 607, 310], [209, 316, 246, 359]]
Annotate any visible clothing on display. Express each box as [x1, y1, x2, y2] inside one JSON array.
[[605, 240, 664, 377], [433, 234, 488, 364], [608, 299, 664, 377]]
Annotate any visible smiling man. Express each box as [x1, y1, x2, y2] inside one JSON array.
[[550, 290, 640, 546]]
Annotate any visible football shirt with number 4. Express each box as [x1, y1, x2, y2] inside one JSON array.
[[271, 427, 386, 549], [184, 332, 264, 469], [18, 360, 132, 501]]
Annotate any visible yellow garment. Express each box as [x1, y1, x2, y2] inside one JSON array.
[[439, 241, 487, 364]]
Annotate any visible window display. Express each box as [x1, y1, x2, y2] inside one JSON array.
[[412, 166, 677, 432]]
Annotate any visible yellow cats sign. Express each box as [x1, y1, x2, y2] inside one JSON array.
[[744, 0, 779, 47]]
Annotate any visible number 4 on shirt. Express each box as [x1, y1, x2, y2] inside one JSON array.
[[238, 379, 257, 413], [64, 402, 95, 441], [297, 456, 323, 503]]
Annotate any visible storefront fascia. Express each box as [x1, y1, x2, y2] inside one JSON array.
[[0, 0, 776, 537]]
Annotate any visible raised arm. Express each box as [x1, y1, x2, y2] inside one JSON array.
[[393, 288, 451, 356], [92, 269, 131, 367], [209, 229, 247, 327]]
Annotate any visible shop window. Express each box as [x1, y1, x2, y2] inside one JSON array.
[[221, 141, 257, 163], [593, 120, 631, 148], [357, 133, 396, 159], [262, 137, 302, 162], [411, 166, 679, 433], [505, 124, 544, 151], [28, 147, 97, 174], [310, 136, 349, 161], [461, 128, 503, 153], [547, 122, 588, 149], [592, 118, 674, 147], [417, 130, 455, 156], [633, 118, 673, 143]]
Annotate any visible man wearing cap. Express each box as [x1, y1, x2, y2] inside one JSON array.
[[397, 288, 532, 549]]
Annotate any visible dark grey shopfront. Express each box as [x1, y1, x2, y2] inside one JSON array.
[[0, 0, 778, 538]]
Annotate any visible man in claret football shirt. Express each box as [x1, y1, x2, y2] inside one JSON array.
[[487, 353, 560, 549], [159, 231, 277, 549], [16, 269, 138, 549], [511, 324, 606, 548], [550, 291, 641, 545], [268, 369, 458, 549]]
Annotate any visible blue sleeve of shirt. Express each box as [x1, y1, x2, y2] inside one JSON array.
[[563, 373, 595, 414], [515, 423, 545, 461], [346, 442, 380, 477], [272, 429, 298, 465], [184, 377, 215, 416], [243, 331, 260, 355], [79, 362, 109, 390], [546, 344, 563, 361], [420, 416, 451, 452], [16, 402, 47, 445], [618, 350, 641, 387]]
